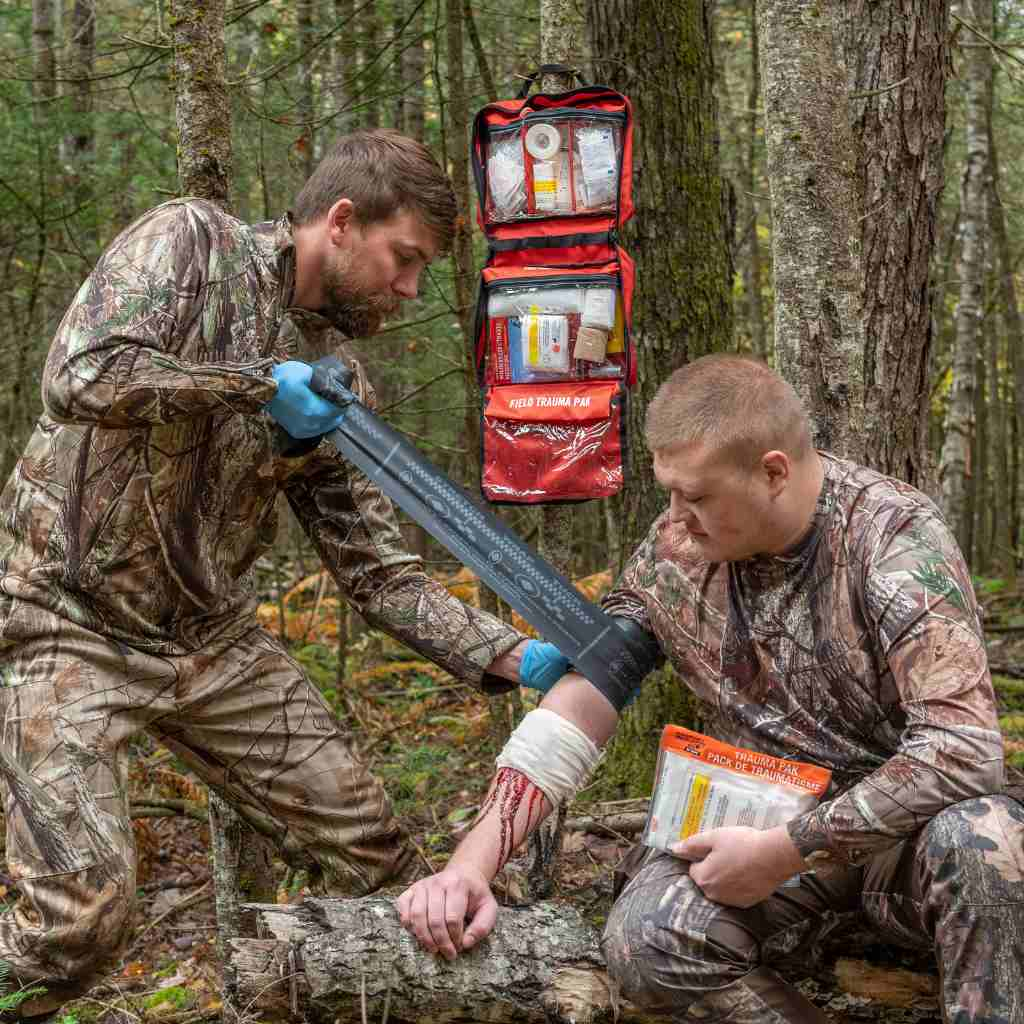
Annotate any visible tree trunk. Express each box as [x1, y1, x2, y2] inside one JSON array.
[[170, 8, 276, 1014], [759, 0, 867, 456], [989, 143, 1021, 586], [760, 0, 946, 479], [335, 0, 359, 128], [938, 0, 991, 549], [66, 0, 95, 221], [403, 2, 426, 141], [228, 896, 652, 1024], [171, 0, 232, 203], [842, 1, 947, 488], [586, 0, 734, 562], [297, 0, 317, 178], [741, 0, 768, 360], [360, 0, 382, 129]]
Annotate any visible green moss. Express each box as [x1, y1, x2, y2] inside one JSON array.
[[142, 986, 194, 1012], [580, 667, 702, 803]]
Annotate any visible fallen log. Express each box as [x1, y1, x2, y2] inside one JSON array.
[[227, 896, 652, 1024]]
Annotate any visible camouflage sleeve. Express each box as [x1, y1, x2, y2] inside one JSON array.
[[42, 202, 275, 427], [788, 510, 1004, 865], [283, 359, 523, 689]]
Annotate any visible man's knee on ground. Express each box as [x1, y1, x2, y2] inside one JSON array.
[[919, 794, 1024, 902], [602, 883, 759, 1011]]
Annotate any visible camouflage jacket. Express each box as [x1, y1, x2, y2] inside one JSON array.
[[0, 199, 521, 684], [603, 453, 1004, 865]]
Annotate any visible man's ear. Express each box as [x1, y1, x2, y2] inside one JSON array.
[[326, 198, 356, 245], [761, 450, 791, 497]]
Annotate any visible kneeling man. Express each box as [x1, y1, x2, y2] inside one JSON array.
[[399, 354, 1023, 1024]]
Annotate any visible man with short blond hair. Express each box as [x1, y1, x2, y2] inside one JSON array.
[[0, 129, 531, 1002], [400, 354, 1024, 1024]]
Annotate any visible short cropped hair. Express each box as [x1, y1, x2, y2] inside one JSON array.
[[291, 130, 457, 253], [645, 354, 813, 466]]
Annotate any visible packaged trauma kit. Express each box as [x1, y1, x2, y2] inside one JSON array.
[[471, 67, 636, 504], [642, 725, 832, 853]]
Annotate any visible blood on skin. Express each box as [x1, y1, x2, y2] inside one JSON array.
[[476, 766, 547, 867]]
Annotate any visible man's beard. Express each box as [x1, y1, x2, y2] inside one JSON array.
[[321, 257, 400, 338]]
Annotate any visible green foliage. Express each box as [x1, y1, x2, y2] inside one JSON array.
[[377, 743, 461, 814], [142, 985, 194, 1012], [0, 959, 47, 1014]]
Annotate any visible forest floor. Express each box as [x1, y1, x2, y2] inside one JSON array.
[[9, 587, 1024, 1024]]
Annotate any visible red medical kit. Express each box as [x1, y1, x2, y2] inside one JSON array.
[[471, 69, 636, 504]]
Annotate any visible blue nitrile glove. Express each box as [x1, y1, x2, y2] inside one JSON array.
[[518, 640, 571, 694], [265, 361, 348, 439]]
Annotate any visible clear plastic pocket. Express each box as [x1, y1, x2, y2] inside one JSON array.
[[483, 114, 625, 224], [483, 277, 627, 385]]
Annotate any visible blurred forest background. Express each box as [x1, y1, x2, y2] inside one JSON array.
[[1, 1, 1024, 1017]]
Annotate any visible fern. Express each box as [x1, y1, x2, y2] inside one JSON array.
[[0, 959, 47, 1013]]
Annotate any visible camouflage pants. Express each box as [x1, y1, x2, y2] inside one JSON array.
[[603, 796, 1024, 1023], [0, 605, 414, 986]]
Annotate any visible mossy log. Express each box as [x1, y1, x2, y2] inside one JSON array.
[[226, 896, 652, 1024]]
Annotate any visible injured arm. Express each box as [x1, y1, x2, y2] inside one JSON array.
[[396, 673, 619, 957]]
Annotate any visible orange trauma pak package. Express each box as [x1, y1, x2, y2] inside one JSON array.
[[642, 725, 832, 852]]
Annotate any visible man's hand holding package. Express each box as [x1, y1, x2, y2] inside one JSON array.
[[672, 824, 807, 908], [265, 360, 348, 438]]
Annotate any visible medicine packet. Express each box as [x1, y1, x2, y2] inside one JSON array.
[[643, 725, 831, 854]]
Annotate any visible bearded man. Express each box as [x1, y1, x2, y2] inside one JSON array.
[[400, 355, 1024, 1024], [0, 130, 534, 998]]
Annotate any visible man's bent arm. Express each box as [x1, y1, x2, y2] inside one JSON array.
[[44, 202, 276, 428], [397, 673, 618, 957]]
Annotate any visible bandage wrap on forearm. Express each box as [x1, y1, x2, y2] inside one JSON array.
[[495, 708, 602, 808]]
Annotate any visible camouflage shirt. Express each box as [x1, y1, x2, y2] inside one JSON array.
[[603, 453, 1004, 865], [0, 199, 521, 683]]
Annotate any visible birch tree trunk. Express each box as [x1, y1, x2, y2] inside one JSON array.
[[939, 0, 991, 547], [760, 0, 947, 479], [991, 138, 1023, 585], [585, 0, 733, 559]]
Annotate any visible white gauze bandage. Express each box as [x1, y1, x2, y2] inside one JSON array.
[[495, 708, 602, 808]]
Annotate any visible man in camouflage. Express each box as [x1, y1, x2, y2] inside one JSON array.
[[400, 355, 1024, 1023], [0, 130, 530, 996]]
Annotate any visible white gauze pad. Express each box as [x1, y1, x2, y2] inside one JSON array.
[[495, 708, 602, 808]]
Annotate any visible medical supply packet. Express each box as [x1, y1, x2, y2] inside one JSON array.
[[642, 725, 832, 853]]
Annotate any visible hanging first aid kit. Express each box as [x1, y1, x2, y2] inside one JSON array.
[[471, 67, 636, 504]]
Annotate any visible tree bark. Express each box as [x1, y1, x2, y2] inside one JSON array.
[[939, 0, 991, 548], [335, 0, 359, 129], [741, 0, 768, 360], [842, 1, 947, 488], [403, 2, 427, 140], [760, 0, 946, 481], [66, 0, 96, 219], [297, 0, 317, 178], [989, 141, 1021, 585], [586, 0, 734, 562], [228, 896, 654, 1024], [171, 0, 232, 204], [759, 0, 867, 456]]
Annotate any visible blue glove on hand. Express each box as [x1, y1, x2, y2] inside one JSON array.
[[265, 361, 348, 439], [518, 640, 571, 694]]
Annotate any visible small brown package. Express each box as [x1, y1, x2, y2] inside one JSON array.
[[574, 326, 609, 363]]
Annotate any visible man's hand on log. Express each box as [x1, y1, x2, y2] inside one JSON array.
[[671, 824, 807, 908], [396, 864, 498, 960]]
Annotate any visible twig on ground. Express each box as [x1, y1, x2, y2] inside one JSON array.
[[125, 880, 213, 955]]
